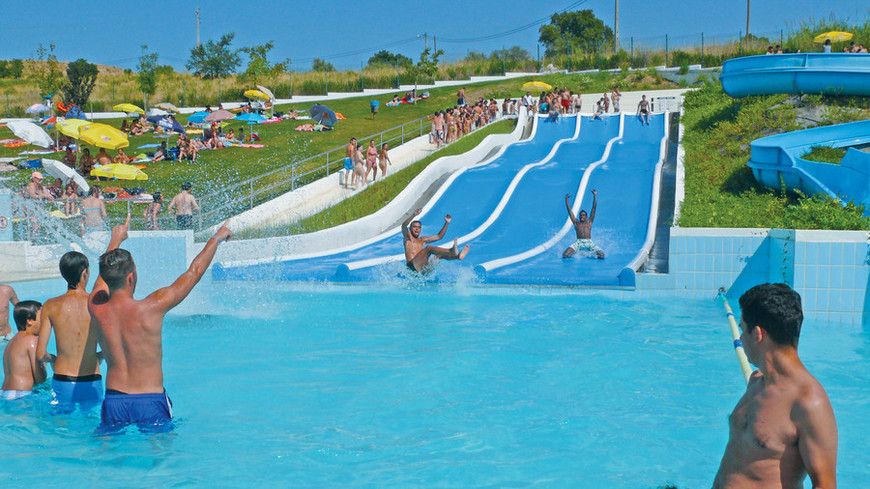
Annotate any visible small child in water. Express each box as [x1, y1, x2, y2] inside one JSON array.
[[1, 300, 46, 400]]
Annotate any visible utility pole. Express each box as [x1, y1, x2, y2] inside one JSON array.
[[433, 35, 436, 53], [745, 0, 750, 39], [614, 0, 620, 52], [195, 6, 201, 46], [424, 33, 428, 51]]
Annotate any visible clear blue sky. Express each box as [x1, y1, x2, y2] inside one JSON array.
[[0, 0, 865, 71]]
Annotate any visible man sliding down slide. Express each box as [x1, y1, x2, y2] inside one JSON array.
[[563, 190, 605, 259], [402, 208, 469, 274]]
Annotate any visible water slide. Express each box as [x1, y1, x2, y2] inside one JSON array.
[[720, 53, 870, 98], [216, 110, 669, 288], [215, 115, 580, 282], [748, 120, 870, 215]]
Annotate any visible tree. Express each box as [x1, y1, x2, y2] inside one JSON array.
[[62, 58, 98, 107], [538, 10, 613, 57], [407, 47, 444, 83], [311, 58, 335, 72], [31, 43, 66, 100], [186, 32, 242, 78], [137, 45, 159, 110], [464, 51, 488, 62], [239, 41, 288, 83], [367, 50, 412, 68], [8, 59, 24, 79]]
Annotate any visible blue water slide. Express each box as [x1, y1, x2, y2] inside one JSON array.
[[720, 53, 870, 98], [476, 113, 669, 287], [747, 119, 870, 214], [214, 115, 579, 282]]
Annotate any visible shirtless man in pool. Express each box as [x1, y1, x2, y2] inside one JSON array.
[[563, 190, 605, 259], [0, 284, 19, 340], [713, 283, 837, 489], [402, 208, 469, 273]]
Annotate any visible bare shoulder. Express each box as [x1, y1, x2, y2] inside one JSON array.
[[794, 372, 833, 413], [0, 284, 12, 296]]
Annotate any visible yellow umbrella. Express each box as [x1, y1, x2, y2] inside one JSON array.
[[56, 118, 89, 139], [521, 81, 553, 92], [90, 163, 148, 181], [813, 31, 853, 43], [79, 123, 129, 150], [113, 103, 145, 114], [244, 89, 270, 101]]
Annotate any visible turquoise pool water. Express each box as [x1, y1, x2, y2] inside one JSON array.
[[1, 284, 867, 487]]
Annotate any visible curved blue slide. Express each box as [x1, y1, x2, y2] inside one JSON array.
[[720, 53, 870, 98], [214, 115, 579, 282], [748, 119, 870, 214]]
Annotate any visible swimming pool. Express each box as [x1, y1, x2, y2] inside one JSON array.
[[2, 284, 866, 487]]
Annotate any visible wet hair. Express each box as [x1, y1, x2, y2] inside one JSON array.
[[13, 300, 42, 331], [99, 248, 135, 293], [153, 192, 162, 203], [88, 185, 101, 197], [410, 220, 422, 228], [182, 182, 192, 191], [739, 283, 803, 347], [59, 251, 89, 290]]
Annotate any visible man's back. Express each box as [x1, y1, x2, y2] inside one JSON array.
[[40, 290, 99, 377], [170, 191, 197, 215], [2, 333, 39, 391], [0, 285, 17, 337], [90, 290, 165, 394]]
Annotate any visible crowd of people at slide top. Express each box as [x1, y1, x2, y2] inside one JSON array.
[[767, 40, 868, 54]]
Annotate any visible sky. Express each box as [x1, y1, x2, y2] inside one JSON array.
[[0, 0, 866, 71]]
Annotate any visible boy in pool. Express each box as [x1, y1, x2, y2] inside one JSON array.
[[402, 208, 469, 273], [562, 190, 605, 259], [713, 283, 837, 489], [88, 215, 232, 432], [1, 300, 46, 400]]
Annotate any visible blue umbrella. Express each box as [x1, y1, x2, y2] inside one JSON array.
[[186, 111, 209, 124], [235, 113, 266, 123], [309, 104, 337, 127], [147, 115, 186, 134], [65, 105, 87, 120]]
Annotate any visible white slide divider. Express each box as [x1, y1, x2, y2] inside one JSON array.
[[220, 109, 532, 269], [474, 113, 625, 276], [338, 114, 583, 274], [617, 112, 671, 286]]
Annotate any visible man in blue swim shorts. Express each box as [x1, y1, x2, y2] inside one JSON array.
[[563, 189, 605, 259], [89, 215, 233, 432], [344, 137, 356, 188], [37, 251, 105, 412]]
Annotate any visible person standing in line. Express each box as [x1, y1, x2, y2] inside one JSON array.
[[378, 143, 392, 180], [366, 140, 379, 182], [611, 87, 621, 113], [168, 182, 200, 231], [344, 137, 356, 188]]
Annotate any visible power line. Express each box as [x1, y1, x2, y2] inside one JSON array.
[[439, 0, 591, 43]]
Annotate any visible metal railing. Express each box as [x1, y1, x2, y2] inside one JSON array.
[[196, 116, 431, 229]]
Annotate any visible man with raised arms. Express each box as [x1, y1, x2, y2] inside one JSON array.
[[37, 251, 104, 411], [402, 208, 469, 274], [88, 215, 232, 431], [713, 283, 837, 489], [562, 190, 605, 259]]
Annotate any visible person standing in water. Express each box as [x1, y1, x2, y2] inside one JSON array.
[[562, 190, 605, 259], [402, 208, 469, 273], [37, 252, 104, 411], [713, 283, 837, 489], [168, 182, 200, 230], [89, 215, 233, 431]]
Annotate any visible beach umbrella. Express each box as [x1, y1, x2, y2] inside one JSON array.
[[205, 109, 234, 122], [813, 31, 853, 43], [155, 102, 180, 113], [26, 103, 49, 114], [42, 159, 89, 193], [309, 104, 337, 127], [56, 118, 90, 139], [256, 85, 275, 101], [521, 81, 553, 92], [186, 111, 209, 124], [42, 116, 58, 126], [234, 113, 266, 123], [147, 115, 186, 134], [65, 105, 87, 120], [6, 120, 54, 148], [113, 103, 145, 114], [79, 123, 129, 150], [91, 163, 148, 181], [244, 89, 269, 101]]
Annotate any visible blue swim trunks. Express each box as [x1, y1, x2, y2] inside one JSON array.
[[51, 373, 103, 412], [344, 157, 353, 170], [99, 388, 173, 432]]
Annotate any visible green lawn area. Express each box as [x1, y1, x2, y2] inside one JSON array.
[[678, 82, 870, 230], [1, 69, 675, 231]]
